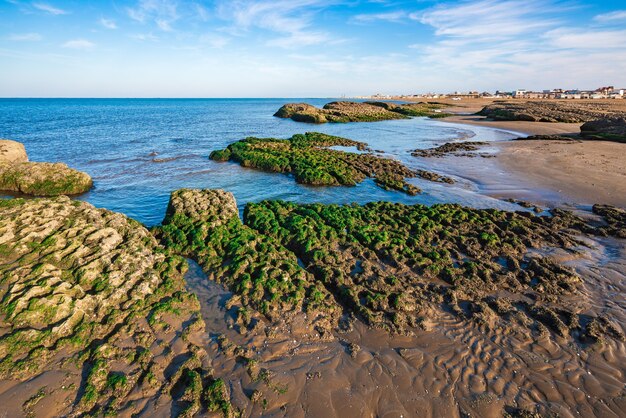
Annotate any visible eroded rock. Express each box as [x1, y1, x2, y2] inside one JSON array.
[[0, 197, 233, 416], [0, 139, 92, 196]]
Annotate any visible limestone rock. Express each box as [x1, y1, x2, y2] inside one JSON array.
[[0, 139, 28, 163], [0, 139, 92, 196]]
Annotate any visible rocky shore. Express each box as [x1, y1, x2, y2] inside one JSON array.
[[210, 132, 439, 195], [274, 101, 448, 123], [0, 197, 232, 417], [0, 139, 92, 196], [1, 187, 625, 416], [477, 100, 626, 123]]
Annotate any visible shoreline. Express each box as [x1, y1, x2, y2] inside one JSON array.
[[440, 114, 626, 208]]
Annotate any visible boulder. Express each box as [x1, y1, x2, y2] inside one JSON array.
[[580, 118, 626, 143], [0, 139, 92, 195], [0, 139, 28, 163]]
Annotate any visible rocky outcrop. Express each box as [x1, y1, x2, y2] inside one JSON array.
[[0, 139, 92, 196], [592, 204, 626, 238], [478, 101, 626, 123], [274, 101, 449, 123], [0, 139, 28, 163], [209, 132, 425, 195], [0, 162, 93, 196], [580, 117, 626, 143], [411, 141, 488, 158], [154, 189, 340, 337], [0, 197, 233, 416]]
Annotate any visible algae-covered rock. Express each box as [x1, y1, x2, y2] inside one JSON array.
[[0, 197, 233, 416], [154, 189, 340, 337], [274, 101, 451, 124], [209, 132, 423, 195], [580, 117, 626, 143], [478, 101, 626, 123], [0, 161, 92, 196], [0, 139, 92, 196]]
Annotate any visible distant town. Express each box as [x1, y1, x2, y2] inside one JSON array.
[[355, 86, 625, 100]]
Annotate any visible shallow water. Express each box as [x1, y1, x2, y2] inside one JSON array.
[[0, 98, 526, 225]]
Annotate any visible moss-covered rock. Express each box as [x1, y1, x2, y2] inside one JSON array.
[[0, 139, 92, 196], [209, 132, 422, 195], [274, 101, 451, 124], [0, 197, 233, 416], [0, 162, 92, 196], [153, 189, 339, 337], [580, 117, 626, 143]]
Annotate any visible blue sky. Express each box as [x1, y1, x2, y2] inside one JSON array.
[[1, 0, 625, 97]]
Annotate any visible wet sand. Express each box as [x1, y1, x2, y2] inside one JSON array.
[[187, 240, 626, 417], [441, 110, 626, 208]]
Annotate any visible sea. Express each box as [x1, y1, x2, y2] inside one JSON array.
[[0, 98, 524, 226]]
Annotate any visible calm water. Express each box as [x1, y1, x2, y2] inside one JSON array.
[[0, 98, 523, 226]]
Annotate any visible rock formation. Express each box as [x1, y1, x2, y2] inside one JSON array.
[[0, 139, 92, 196], [580, 117, 626, 143], [478, 101, 626, 123], [0, 197, 233, 417], [274, 101, 449, 123]]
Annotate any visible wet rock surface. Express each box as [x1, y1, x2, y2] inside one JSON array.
[[580, 117, 626, 143], [0, 139, 92, 196], [478, 101, 626, 123], [153, 189, 340, 338], [209, 132, 424, 195], [411, 141, 489, 158], [242, 198, 623, 342], [274, 101, 449, 123], [0, 197, 233, 417], [592, 204, 626, 238]]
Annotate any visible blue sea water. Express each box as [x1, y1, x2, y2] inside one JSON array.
[[0, 98, 523, 226]]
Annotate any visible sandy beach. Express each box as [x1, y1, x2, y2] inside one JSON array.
[[438, 100, 626, 208]]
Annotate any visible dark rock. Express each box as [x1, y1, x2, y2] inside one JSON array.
[[580, 117, 626, 143]]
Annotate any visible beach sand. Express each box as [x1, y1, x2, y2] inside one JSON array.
[[439, 103, 626, 208]]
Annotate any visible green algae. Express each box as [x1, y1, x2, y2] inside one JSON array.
[[209, 132, 420, 195]]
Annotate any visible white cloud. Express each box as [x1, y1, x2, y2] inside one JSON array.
[[130, 33, 159, 42], [100, 18, 117, 29], [7, 33, 42, 41], [216, 0, 338, 48], [415, 0, 558, 41], [352, 11, 406, 23], [127, 0, 179, 31], [594, 10, 626, 23], [32, 2, 68, 15], [545, 28, 626, 50], [62, 39, 95, 50]]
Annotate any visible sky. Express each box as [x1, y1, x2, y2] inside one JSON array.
[[1, 0, 625, 97]]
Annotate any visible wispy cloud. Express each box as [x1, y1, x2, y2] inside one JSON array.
[[351, 11, 406, 23], [32, 2, 68, 15], [6, 32, 42, 41], [593, 10, 626, 23], [415, 0, 558, 41], [545, 28, 626, 49], [130, 33, 159, 42], [62, 39, 95, 50], [100, 18, 117, 29], [127, 0, 179, 31], [216, 0, 339, 48]]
